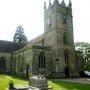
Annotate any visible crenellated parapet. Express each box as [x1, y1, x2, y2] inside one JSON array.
[[44, 0, 72, 20], [68, 0, 72, 9], [44, 0, 72, 12], [53, 0, 60, 5], [61, 0, 66, 6]]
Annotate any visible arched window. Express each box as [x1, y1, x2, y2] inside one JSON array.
[[13, 56, 16, 70], [0, 56, 6, 70], [64, 50, 69, 64], [38, 51, 46, 69], [63, 33, 68, 44], [17, 55, 23, 72], [47, 16, 52, 29], [62, 16, 67, 24]]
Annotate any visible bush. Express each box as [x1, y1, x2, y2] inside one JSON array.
[[9, 80, 14, 89]]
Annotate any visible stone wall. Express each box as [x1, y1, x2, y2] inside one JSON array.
[[0, 52, 12, 72], [13, 48, 33, 77]]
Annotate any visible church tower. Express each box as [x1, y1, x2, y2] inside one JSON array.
[[44, 0, 78, 77]]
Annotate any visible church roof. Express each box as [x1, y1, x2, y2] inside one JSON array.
[[0, 34, 43, 53], [23, 34, 43, 50], [13, 34, 44, 53], [0, 40, 25, 53], [28, 34, 43, 45]]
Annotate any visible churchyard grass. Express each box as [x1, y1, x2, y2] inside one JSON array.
[[48, 80, 90, 90], [0, 74, 28, 90], [0, 74, 90, 90]]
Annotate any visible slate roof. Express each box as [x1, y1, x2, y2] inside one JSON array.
[[0, 34, 43, 53], [23, 34, 43, 49], [0, 40, 25, 53]]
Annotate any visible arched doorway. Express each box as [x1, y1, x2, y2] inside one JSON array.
[[64, 66, 70, 77], [26, 64, 29, 79], [0, 56, 6, 71], [64, 50, 70, 77]]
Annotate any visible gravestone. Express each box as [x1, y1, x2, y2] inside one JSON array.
[[29, 75, 48, 90], [8, 75, 52, 90]]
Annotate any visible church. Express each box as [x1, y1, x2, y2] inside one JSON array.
[[0, 0, 82, 78]]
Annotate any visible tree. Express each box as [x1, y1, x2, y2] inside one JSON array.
[[75, 42, 90, 70], [13, 25, 28, 43]]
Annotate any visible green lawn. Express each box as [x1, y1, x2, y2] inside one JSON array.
[[0, 74, 28, 90], [0, 74, 90, 90], [48, 80, 90, 90]]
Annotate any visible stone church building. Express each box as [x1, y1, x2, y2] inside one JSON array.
[[0, 0, 82, 78]]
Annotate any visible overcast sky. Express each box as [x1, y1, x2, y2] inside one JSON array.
[[0, 0, 90, 43]]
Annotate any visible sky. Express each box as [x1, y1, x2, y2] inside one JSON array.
[[0, 0, 90, 43]]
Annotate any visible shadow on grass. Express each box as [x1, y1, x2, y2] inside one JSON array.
[[50, 80, 90, 90], [7, 74, 28, 81], [0, 72, 28, 81]]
